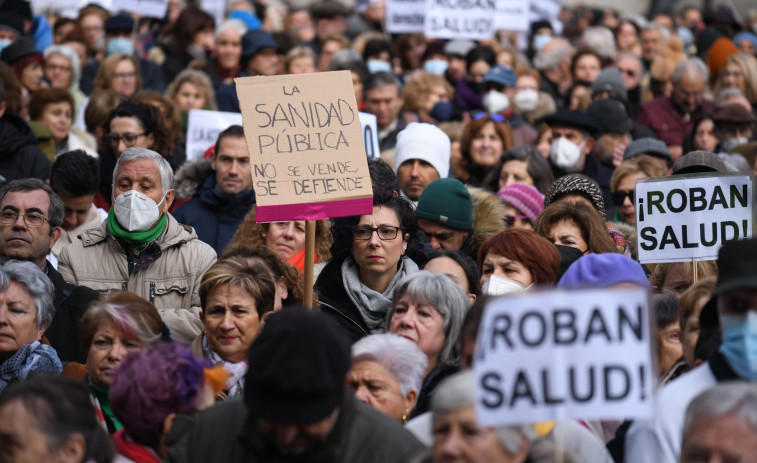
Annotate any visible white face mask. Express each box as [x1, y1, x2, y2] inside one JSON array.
[[481, 274, 528, 296], [550, 137, 586, 172], [514, 89, 539, 111], [483, 90, 510, 114], [114, 190, 165, 232]]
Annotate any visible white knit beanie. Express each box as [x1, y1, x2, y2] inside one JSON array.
[[393, 123, 450, 178]]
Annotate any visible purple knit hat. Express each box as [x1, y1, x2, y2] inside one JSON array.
[[496, 183, 545, 225]]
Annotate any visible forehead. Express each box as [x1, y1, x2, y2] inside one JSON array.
[[419, 218, 455, 233], [217, 135, 248, 154], [358, 205, 400, 225], [110, 116, 143, 132], [677, 74, 705, 90], [116, 159, 162, 184], [552, 125, 584, 138], [366, 84, 399, 99], [1, 189, 51, 211]]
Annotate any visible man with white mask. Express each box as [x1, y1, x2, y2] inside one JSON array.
[[543, 110, 600, 178], [58, 147, 216, 343], [482, 66, 537, 147]]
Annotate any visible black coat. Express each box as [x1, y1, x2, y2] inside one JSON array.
[[44, 262, 100, 363], [314, 252, 370, 344], [0, 111, 51, 183]]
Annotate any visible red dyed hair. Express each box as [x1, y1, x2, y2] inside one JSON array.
[[477, 229, 561, 285]]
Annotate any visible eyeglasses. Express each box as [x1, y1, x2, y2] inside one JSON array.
[[45, 64, 72, 73], [504, 215, 529, 227], [104, 132, 147, 148], [618, 68, 636, 77], [423, 230, 457, 242], [474, 112, 505, 123], [353, 225, 405, 241], [113, 72, 137, 80], [0, 210, 49, 227], [612, 190, 635, 205]]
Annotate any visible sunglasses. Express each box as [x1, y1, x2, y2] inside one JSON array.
[[474, 112, 505, 123], [612, 190, 635, 205]]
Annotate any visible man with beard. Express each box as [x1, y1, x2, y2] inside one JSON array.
[[393, 122, 450, 205], [166, 308, 425, 462]]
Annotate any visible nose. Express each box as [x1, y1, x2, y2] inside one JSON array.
[[63, 213, 77, 229], [12, 213, 27, 229], [439, 433, 463, 457], [228, 160, 239, 175], [623, 194, 634, 207], [220, 311, 235, 330], [283, 223, 295, 238], [368, 229, 382, 246], [107, 342, 127, 362], [275, 425, 299, 446], [410, 160, 421, 177], [117, 138, 128, 154], [428, 236, 441, 250], [353, 385, 374, 406], [0, 307, 7, 324]]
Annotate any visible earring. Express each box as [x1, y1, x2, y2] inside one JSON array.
[[402, 414, 408, 423]]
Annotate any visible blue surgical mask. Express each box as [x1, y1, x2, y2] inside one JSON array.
[[719, 311, 757, 379], [106, 37, 134, 56], [430, 101, 453, 121], [533, 33, 552, 52], [0, 38, 12, 54], [424, 58, 448, 75], [367, 59, 392, 74]]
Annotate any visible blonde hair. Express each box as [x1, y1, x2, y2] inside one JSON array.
[[610, 155, 669, 191], [402, 72, 453, 113], [714, 53, 757, 104], [166, 69, 217, 111]]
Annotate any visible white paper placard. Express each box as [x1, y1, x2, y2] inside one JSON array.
[[386, 0, 426, 33], [111, 0, 168, 18], [358, 112, 380, 159], [474, 288, 654, 425], [636, 173, 754, 263], [424, 0, 497, 40], [185, 109, 243, 162], [495, 0, 530, 32]]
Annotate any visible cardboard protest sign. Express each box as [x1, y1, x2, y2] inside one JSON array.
[[636, 173, 754, 264], [495, 0, 530, 32], [185, 110, 243, 162], [474, 288, 654, 426], [358, 112, 380, 160], [387, 0, 426, 33], [111, 0, 168, 18], [235, 71, 373, 222], [424, 0, 497, 40]]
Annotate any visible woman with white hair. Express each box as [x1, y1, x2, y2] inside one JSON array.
[[428, 371, 577, 463], [387, 271, 470, 417], [0, 260, 61, 392], [348, 333, 428, 423], [203, 19, 247, 89], [44, 44, 86, 119]]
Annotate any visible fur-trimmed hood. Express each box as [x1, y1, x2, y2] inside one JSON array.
[[467, 186, 507, 257], [610, 221, 638, 261], [173, 158, 213, 200]]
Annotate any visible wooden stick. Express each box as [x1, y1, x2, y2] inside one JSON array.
[[555, 421, 564, 463], [692, 258, 698, 283], [303, 221, 316, 309]]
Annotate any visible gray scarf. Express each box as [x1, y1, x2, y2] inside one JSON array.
[[342, 256, 419, 333]]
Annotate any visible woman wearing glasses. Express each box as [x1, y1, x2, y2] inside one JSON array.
[[608, 155, 667, 225], [315, 187, 422, 343]]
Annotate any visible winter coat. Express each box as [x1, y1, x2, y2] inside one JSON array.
[[57, 214, 217, 343], [43, 262, 100, 363], [165, 394, 426, 463], [173, 159, 255, 255], [0, 111, 51, 182], [637, 96, 712, 148], [467, 186, 507, 259]]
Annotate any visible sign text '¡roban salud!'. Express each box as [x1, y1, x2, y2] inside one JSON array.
[[638, 183, 749, 250], [253, 89, 355, 155]]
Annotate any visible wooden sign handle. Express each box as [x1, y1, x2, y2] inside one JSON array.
[[303, 221, 316, 309]]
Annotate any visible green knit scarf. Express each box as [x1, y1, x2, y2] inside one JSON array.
[[107, 208, 167, 247]]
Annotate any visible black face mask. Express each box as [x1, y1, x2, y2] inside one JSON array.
[[469, 80, 483, 94]]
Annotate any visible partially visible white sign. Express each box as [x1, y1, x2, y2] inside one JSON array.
[[424, 0, 497, 40], [386, 0, 426, 33], [186, 109, 243, 162], [358, 112, 380, 160], [111, 0, 168, 18]]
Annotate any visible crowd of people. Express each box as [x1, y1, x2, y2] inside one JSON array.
[[1, 0, 757, 461]]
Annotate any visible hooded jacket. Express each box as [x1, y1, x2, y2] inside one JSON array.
[[58, 213, 217, 342], [173, 159, 255, 255], [0, 111, 51, 182]]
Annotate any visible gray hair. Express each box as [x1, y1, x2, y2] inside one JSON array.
[[215, 18, 247, 39], [113, 147, 174, 196], [0, 260, 55, 329], [643, 22, 671, 40], [533, 39, 573, 71], [616, 52, 644, 73], [389, 271, 469, 368], [364, 70, 403, 95], [432, 371, 533, 455], [580, 26, 616, 60], [673, 58, 708, 85], [352, 333, 428, 398], [683, 382, 757, 440], [715, 87, 747, 105], [0, 178, 65, 229], [43, 44, 81, 88]]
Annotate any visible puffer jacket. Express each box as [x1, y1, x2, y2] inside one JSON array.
[[0, 111, 51, 182], [58, 213, 217, 342]]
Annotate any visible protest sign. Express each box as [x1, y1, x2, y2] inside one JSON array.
[[111, 0, 168, 18], [386, 0, 426, 33], [494, 0, 529, 32], [202, 0, 226, 31], [528, 0, 563, 35], [635, 173, 754, 264], [424, 0, 497, 40], [185, 110, 243, 162], [358, 112, 380, 160], [235, 71, 373, 222], [474, 287, 654, 426]]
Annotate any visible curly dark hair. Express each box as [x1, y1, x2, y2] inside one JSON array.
[[331, 186, 423, 260]]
